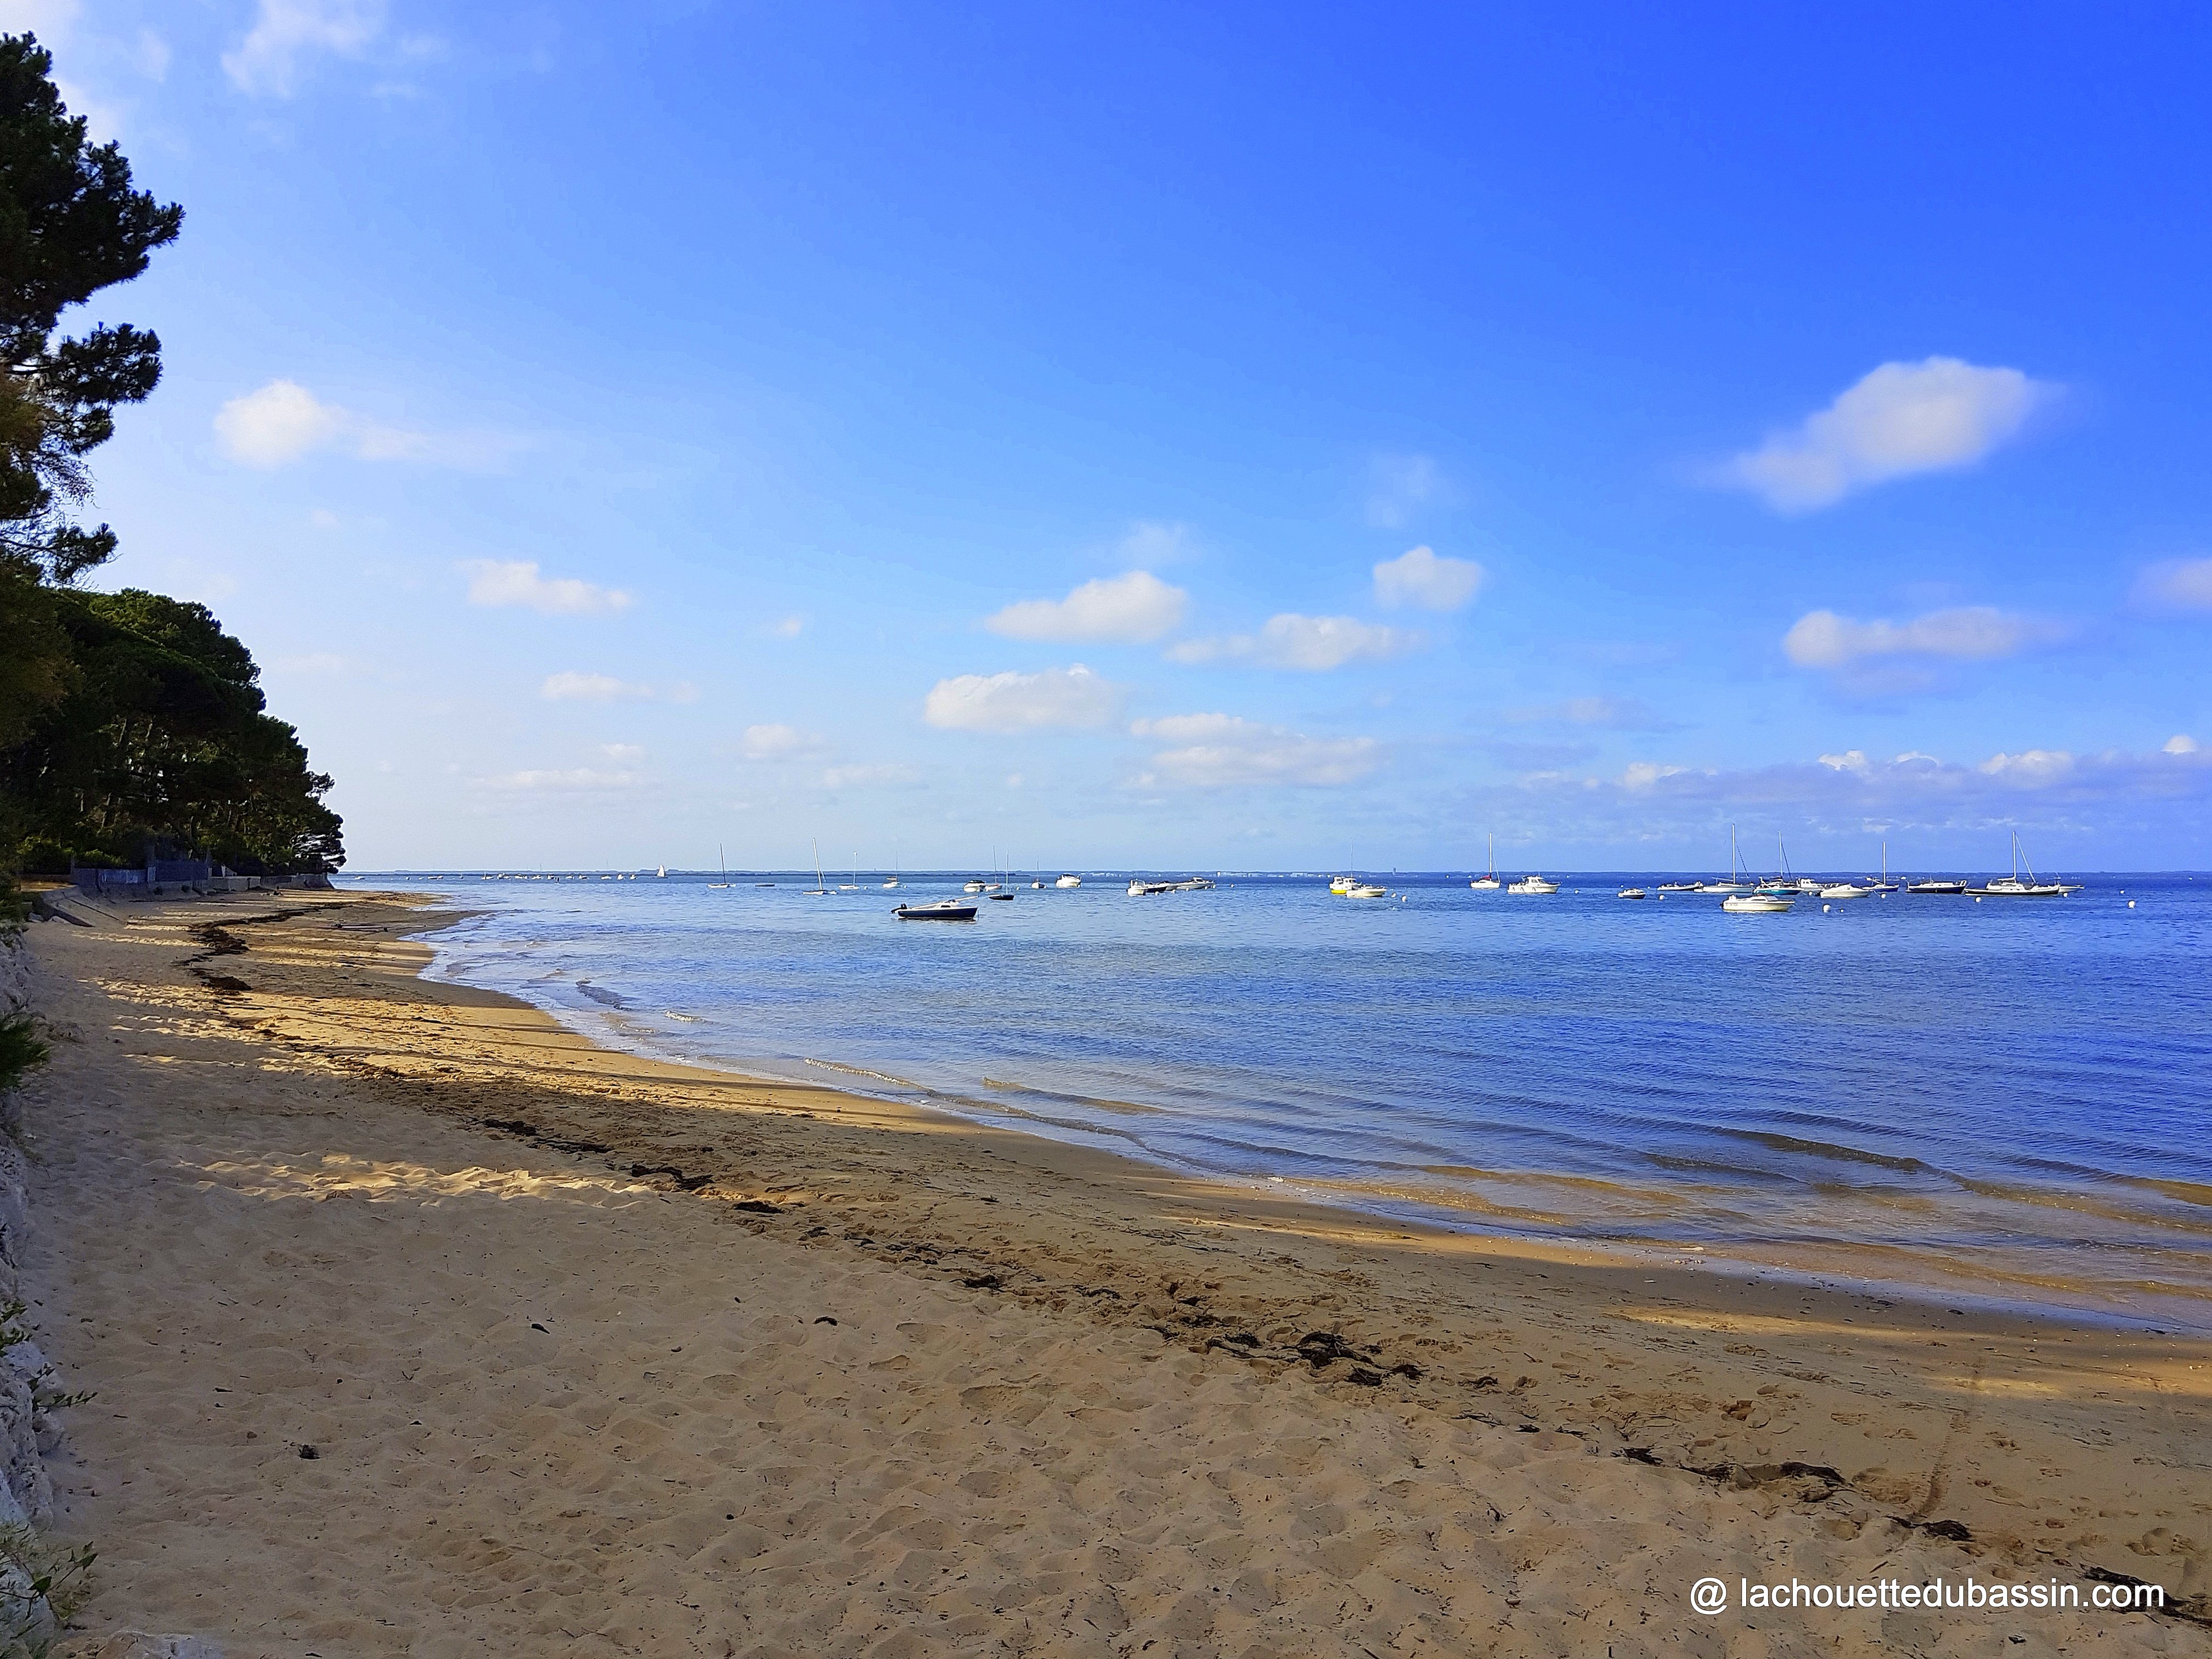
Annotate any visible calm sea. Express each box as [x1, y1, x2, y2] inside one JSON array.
[[346, 869, 2212, 1329]]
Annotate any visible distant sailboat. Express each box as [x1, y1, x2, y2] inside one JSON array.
[[839, 852, 860, 891], [656, 862, 667, 879], [883, 849, 899, 890], [1701, 826, 1753, 894], [804, 839, 829, 896], [1967, 831, 2082, 896], [708, 844, 731, 889], [1865, 840, 1897, 894], [1470, 834, 1500, 890]]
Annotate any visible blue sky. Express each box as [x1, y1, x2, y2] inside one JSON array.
[[15, 1, 2212, 870]]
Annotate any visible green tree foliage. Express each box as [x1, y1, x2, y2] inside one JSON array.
[[0, 35, 338, 882], [4, 590, 344, 874], [0, 31, 182, 586]]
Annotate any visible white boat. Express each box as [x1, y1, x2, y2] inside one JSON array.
[[1702, 826, 1755, 893], [656, 863, 667, 878], [1055, 874, 1081, 888], [1819, 883, 1867, 899], [1470, 834, 1501, 890], [1031, 880, 1043, 888], [962, 879, 986, 893], [1967, 832, 2081, 896], [1329, 875, 1357, 894], [1508, 875, 1558, 894], [804, 840, 829, 895], [1129, 877, 1216, 896], [884, 851, 899, 890], [1656, 881, 1700, 891], [1348, 883, 1389, 899], [708, 843, 731, 889], [1723, 893, 1793, 912], [1617, 887, 1647, 900], [1864, 840, 1897, 894]]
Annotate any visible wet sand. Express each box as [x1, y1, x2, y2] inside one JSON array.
[[17, 890, 2210, 1656]]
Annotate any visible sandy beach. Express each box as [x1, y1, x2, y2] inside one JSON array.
[[12, 890, 2208, 1657]]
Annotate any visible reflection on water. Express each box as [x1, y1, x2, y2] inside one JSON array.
[[363, 869, 2212, 1328]]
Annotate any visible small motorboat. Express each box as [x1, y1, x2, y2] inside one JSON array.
[[1722, 893, 1794, 913], [1348, 883, 1389, 898], [1508, 875, 1559, 894], [1819, 884, 1867, 899], [1656, 881, 1700, 891], [962, 879, 987, 893], [1055, 874, 1081, 888], [1329, 875, 1357, 894], [989, 891, 1014, 901], [1908, 879, 1967, 894], [895, 900, 977, 921], [1617, 887, 1647, 900]]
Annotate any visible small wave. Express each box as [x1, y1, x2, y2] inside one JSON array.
[[663, 1011, 700, 1022], [574, 984, 625, 1008], [979, 1077, 1165, 1115], [1729, 1128, 1938, 1176]]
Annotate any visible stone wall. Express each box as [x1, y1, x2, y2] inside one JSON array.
[[0, 929, 53, 1531]]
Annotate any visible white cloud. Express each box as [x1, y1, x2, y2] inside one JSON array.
[[539, 672, 651, 702], [465, 561, 633, 617], [600, 743, 646, 764], [132, 27, 170, 78], [1373, 545, 1484, 612], [214, 379, 436, 466], [484, 768, 640, 792], [2134, 557, 2212, 613], [1131, 713, 1380, 789], [2166, 734, 2199, 755], [1977, 749, 2075, 784], [1620, 761, 1686, 789], [1721, 358, 2053, 512], [923, 665, 1121, 732], [224, 0, 385, 96], [1818, 749, 1871, 773], [740, 723, 818, 761], [1169, 613, 1420, 672], [1782, 606, 2056, 670], [772, 615, 804, 638], [987, 570, 1188, 644], [1118, 521, 1192, 566], [1366, 453, 1445, 528]]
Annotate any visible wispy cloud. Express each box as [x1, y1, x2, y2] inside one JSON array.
[[215, 380, 515, 470], [820, 762, 920, 789], [2166, 734, 2200, 755], [1169, 613, 1420, 672], [1782, 606, 2061, 670], [1373, 545, 1484, 612], [1131, 713, 1380, 789], [1365, 453, 1446, 529], [2132, 557, 2212, 614], [539, 672, 652, 702], [923, 665, 1121, 732], [987, 570, 1188, 644], [465, 561, 632, 617], [772, 615, 805, 639], [1509, 741, 2210, 843], [739, 723, 821, 761], [483, 766, 642, 792], [1719, 358, 2053, 512], [1505, 696, 1679, 732], [223, 0, 385, 97]]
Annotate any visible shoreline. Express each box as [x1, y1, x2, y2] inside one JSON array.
[[407, 887, 2212, 1339], [16, 888, 2210, 1650]]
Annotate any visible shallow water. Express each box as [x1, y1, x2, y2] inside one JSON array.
[[350, 868, 2212, 1328]]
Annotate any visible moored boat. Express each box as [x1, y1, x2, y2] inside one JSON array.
[[1470, 834, 1502, 890], [1722, 893, 1793, 912], [1508, 875, 1559, 894], [1617, 887, 1647, 900], [894, 899, 976, 921]]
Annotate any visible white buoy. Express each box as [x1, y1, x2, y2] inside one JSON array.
[[2128, 900, 2136, 909], [1822, 903, 1831, 913]]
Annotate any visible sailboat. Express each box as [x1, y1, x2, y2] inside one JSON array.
[[839, 853, 860, 891], [883, 851, 899, 891], [1756, 834, 1802, 896], [1967, 832, 2081, 896], [1469, 834, 1501, 890], [708, 844, 732, 889], [1701, 827, 1754, 894], [803, 839, 829, 896], [655, 862, 667, 878], [1863, 840, 1898, 894]]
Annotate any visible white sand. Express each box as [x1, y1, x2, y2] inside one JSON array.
[[14, 893, 2207, 1657]]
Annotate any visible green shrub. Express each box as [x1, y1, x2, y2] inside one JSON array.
[[0, 1019, 43, 1095]]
